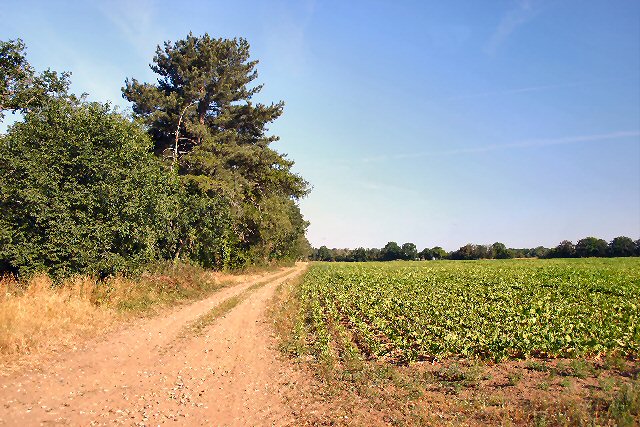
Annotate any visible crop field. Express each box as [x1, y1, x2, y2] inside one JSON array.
[[295, 258, 640, 363]]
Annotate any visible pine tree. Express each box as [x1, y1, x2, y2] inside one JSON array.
[[123, 33, 309, 263]]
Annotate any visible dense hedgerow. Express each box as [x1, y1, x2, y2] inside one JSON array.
[[0, 100, 181, 277], [0, 36, 311, 278]]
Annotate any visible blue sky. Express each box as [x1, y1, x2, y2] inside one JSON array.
[[2, 0, 639, 250]]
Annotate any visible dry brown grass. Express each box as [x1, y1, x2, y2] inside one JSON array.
[[0, 275, 113, 370], [0, 262, 249, 373]]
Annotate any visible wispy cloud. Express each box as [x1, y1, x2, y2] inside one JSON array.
[[485, 0, 540, 55], [360, 181, 419, 195], [96, 0, 160, 58], [363, 130, 640, 163], [449, 81, 585, 100]]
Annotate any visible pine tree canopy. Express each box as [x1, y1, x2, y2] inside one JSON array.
[[122, 33, 310, 263], [122, 33, 308, 203]]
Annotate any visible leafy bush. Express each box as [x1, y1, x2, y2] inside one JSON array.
[[0, 100, 179, 278]]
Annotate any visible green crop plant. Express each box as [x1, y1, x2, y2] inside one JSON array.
[[295, 258, 640, 363]]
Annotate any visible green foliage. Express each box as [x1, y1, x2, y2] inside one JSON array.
[[548, 240, 576, 258], [381, 241, 402, 261], [312, 235, 639, 263], [492, 242, 513, 259], [315, 246, 333, 261], [449, 243, 494, 260], [419, 246, 449, 260], [173, 184, 244, 270], [0, 39, 71, 120], [123, 33, 310, 265], [296, 258, 640, 362], [350, 247, 368, 262], [418, 247, 432, 260], [609, 236, 637, 257], [431, 246, 448, 259], [122, 33, 309, 199], [0, 100, 179, 278], [0, 35, 310, 277], [575, 236, 608, 258], [401, 242, 418, 260]]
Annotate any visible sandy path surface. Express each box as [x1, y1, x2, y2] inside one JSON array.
[[0, 264, 308, 426]]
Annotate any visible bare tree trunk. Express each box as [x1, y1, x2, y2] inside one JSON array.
[[174, 101, 197, 170], [196, 98, 207, 146]]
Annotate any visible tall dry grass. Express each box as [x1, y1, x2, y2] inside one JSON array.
[[0, 275, 112, 370], [0, 262, 242, 371]]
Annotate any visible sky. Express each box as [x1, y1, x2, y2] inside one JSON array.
[[1, 0, 639, 251]]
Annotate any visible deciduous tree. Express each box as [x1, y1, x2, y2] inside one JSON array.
[[431, 246, 447, 260], [0, 100, 178, 277], [0, 39, 71, 120], [608, 236, 636, 257], [549, 240, 576, 258], [382, 242, 403, 261], [401, 242, 418, 260], [492, 242, 513, 259], [419, 248, 432, 260], [575, 237, 608, 258]]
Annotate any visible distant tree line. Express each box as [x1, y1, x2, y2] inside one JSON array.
[[310, 236, 640, 262], [0, 35, 311, 278]]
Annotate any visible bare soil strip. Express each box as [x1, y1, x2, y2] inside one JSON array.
[[0, 264, 307, 426]]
